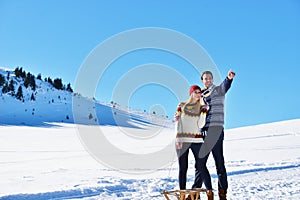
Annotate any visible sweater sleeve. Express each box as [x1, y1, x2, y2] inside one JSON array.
[[175, 102, 185, 115], [219, 77, 233, 95]]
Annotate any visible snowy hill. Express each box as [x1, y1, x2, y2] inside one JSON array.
[[0, 67, 170, 128]]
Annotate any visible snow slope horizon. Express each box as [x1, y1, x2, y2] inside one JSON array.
[[1, 66, 299, 129], [0, 67, 171, 129], [0, 118, 300, 199]]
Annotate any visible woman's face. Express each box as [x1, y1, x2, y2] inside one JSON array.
[[192, 89, 201, 101]]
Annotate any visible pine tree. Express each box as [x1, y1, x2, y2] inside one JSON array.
[[37, 73, 42, 80], [2, 82, 9, 93], [14, 67, 21, 78], [53, 78, 63, 90], [8, 80, 15, 95], [30, 93, 35, 101], [14, 67, 24, 79], [66, 83, 73, 92], [21, 70, 26, 79], [16, 86, 23, 101], [47, 77, 53, 85], [0, 74, 5, 87], [24, 74, 29, 88], [24, 73, 36, 90], [29, 75, 36, 90]]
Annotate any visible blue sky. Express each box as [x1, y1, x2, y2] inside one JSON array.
[[0, 0, 299, 128]]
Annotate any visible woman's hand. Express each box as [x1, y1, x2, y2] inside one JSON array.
[[174, 113, 180, 121], [201, 105, 210, 113], [176, 142, 183, 149]]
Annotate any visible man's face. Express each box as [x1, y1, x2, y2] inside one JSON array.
[[201, 73, 213, 88]]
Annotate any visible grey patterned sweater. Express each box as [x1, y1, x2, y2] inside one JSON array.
[[203, 77, 233, 128]]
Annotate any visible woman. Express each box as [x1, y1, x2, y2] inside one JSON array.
[[175, 85, 214, 200]]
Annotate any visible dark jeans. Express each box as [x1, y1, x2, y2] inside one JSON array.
[[200, 126, 228, 191], [176, 143, 212, 190]]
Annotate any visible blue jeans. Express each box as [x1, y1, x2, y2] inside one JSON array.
[[200, 126, 228, 191], [176, 143, 212, 190]]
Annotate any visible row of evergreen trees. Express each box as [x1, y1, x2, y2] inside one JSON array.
[[14, 67, 73, 92], [0, 67, 73, 101]]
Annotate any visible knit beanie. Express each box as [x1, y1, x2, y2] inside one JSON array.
[[189, 85, 201, 95]]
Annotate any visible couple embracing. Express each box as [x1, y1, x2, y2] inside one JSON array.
[[175, 69, 236, 200]]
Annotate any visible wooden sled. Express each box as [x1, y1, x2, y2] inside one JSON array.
[[162, 188, 207, 200]]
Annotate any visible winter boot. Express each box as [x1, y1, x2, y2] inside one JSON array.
[[206, 190, 214, 200], [218, 189, 227, 200]]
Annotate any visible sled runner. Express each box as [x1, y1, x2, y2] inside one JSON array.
[[162, 188, 207, 200]]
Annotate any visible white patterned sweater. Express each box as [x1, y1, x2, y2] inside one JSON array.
[[175, 101, 206, 143]]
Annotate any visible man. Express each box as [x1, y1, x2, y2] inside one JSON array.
[[199, 69, 236, 200]]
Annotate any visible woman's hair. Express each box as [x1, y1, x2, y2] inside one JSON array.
[[182, 92, 202, 113], [201, 71, 213, 80]]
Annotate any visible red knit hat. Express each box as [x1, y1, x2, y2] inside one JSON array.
[[189, 85, 201, 95]]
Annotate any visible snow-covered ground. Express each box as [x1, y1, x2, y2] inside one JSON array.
[[0, 119, 300, 200]]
